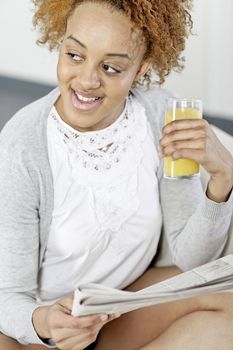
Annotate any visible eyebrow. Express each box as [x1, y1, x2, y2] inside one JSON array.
[[66, 35, 131, 60]]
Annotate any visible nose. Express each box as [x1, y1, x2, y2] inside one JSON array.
[[77, 64, 101, 91]]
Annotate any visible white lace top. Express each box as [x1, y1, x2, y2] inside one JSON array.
[[38, 95, 162, 302]]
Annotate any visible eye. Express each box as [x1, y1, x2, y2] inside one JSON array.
[[102, 64, 121, 74], [66, 52, 83, 62]]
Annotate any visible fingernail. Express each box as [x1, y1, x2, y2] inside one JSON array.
[[114, 313, 121, 318], [157, 145, 164, 157], [158, 150, 163, 158], [100, 314, 108, 321]]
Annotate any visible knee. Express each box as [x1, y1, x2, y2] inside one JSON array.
[[212, 293, 233, 343], [217, 292, 233, 316], [220, 311, 233, 348], [221, 293, 233, 325], [197, 292, 233, 312]]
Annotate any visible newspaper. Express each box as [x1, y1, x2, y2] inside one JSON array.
[[72, 255, 233, 317]]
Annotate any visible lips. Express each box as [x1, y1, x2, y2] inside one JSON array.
[[75, 91, 100, 103], [71, 89, 104, 111]]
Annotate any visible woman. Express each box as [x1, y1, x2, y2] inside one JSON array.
[[0, 1, 233, 349]]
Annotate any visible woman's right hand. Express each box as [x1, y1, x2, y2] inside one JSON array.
[[32, 294, 120, 349]]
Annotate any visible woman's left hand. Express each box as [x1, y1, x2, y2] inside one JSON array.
[[160, 118, 233, 202]]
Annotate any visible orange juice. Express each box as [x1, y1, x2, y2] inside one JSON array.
[[164, 107, 202, 178]]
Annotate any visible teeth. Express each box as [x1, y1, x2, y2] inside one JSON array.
[[75, 92, 99, 102]]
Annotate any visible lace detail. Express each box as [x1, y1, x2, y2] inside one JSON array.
[[48, 95, 151, 232], [50, 99, 132, 172]]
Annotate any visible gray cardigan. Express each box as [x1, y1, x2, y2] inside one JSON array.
[[0, 86, 232, 345]]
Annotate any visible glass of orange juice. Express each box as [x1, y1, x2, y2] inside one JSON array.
[[163, 98, 203, 179]]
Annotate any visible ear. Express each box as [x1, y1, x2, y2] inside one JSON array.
[[135, 60, 152, 83]]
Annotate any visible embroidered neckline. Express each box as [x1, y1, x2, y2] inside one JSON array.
[[51, 98, 128, 137], [50, 97, 135, 172], [48, 95, 152, 232]]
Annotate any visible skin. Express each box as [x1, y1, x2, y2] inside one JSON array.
[[1, 2, 233, 350], [32, 3, 152, 350], [160, 119, 233, 202], [2, 267, 233, 350], [95, 267, 233, 350], [55, 2, 151, 132]]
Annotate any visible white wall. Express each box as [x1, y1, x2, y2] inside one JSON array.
[[164, 0, 233, 119], [204, 0, 233, 117], [0, 0, 57, 84], [0, 0, 232, 118], [163, 1, 206, 105]]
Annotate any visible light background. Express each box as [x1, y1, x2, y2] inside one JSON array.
[[0, 0, 232, 118]]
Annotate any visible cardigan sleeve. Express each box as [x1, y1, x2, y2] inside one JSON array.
[[158, 158, 233, 271], [133, 85, 233, 271], [0, 145, 49, 345]]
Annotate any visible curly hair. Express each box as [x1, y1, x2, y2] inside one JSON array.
[[32, 0, 193, 85]]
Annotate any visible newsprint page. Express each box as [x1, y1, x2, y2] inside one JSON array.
[[72, 255, 233, 317]]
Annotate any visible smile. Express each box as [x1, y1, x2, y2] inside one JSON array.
[[71, 89, 104, 111], [75, 92, 100, 103]]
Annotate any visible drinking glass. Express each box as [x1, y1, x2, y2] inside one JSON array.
[[163, 98, 203, 179]]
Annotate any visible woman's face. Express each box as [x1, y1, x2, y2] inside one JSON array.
[[55, 2, 151, 132]]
